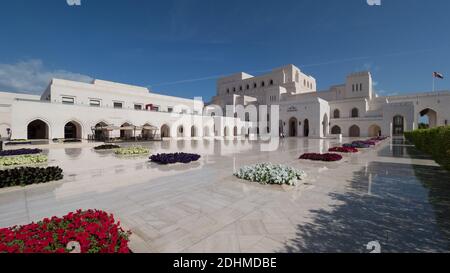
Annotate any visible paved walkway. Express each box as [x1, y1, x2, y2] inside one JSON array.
[[0, 137, 449, 252]]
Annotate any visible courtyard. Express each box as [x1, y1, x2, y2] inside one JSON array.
[[0, 137, 449, 253]]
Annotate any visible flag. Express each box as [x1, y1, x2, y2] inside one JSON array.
[[433, 72, 444, 79]]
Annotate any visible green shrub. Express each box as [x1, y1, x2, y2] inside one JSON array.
[[405, 126, 450, 171], [114, 146, 149, 156], [0, 166, 64, 188], [94, 144, 121, 150], [0, 155, 48, 167]]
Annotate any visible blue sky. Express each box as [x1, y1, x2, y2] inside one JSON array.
[[0, 0, 449, 101]]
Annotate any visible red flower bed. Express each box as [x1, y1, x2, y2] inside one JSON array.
[[0, 210, 131, 253], [328, 147, 359, 153], [299, 153, 343, 162]]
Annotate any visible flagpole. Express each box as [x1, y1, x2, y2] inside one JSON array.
[[433, 75, 435, 92]]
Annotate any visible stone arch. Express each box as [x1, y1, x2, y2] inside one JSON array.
[[27, 119, 50, 140], [224, 126, 230, 137], [331, 125, 341, 135], [419, 108, 438, 129], [161, 124, 171, 138], [120, 122, 134, 139], [142, 123, 156, 140], [191, 125, 197, 137], [304, 119, 310, 137], [177, 125, 185, 137], [349, 125, 360, 137], [94, 121, 109, 141], [289, 117, 298, 137], [64, 120, 82, 139], [368, 124, 382, 137]]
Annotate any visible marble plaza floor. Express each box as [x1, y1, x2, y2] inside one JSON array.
[[0, 137, 449, 253]]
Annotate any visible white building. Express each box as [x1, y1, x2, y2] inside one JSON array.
[[0, 64, 449, 142], [211, 64, 450, 138], [0, 79, 249, 141]]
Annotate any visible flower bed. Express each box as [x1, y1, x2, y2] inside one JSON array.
[[150, 153, 201, 165], [0, 166, 63, 188], [94, 144, 121, 150], [114, 146, 149, 156], [234, 163, 306, 186], [0, 209, 131, 253], [63, 139, 82, 143], [343, 142, 370, 149], [299, 153, 343, 162], [0, 149, 43, 157], [370, 136, 388, 142], [5, 140, 32, 146], [328, 147, 358, 153], [0, 155, 48, 167], [357, 140, 376, 146]]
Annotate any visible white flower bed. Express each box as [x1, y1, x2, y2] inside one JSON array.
[[234, 163, 306, 186]]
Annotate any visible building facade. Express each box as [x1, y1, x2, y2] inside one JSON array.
[[0, 79, 249, 141], [0, 64, 449, 142], [211, 64, 450, 138]]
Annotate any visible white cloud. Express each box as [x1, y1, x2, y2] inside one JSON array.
[[0, 59, 93, 94]]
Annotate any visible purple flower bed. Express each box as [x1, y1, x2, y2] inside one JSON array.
[[299, 153, 343, 162], [343, 143, 371, 149], [370, 136, 388, 141], [0, 149, 43, 157], [150, 153, 201, 165], [353, 140, 376, 146]]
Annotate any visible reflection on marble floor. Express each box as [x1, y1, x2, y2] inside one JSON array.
[[0, 137, 449, 253]]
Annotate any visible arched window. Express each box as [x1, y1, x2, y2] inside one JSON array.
[[333, 109, 340, 119], [233, 87, 236, 93], [331, 126, 341, 135], [226, 88, 230, 94], [239, 86, 243, 91], [351, 108, 359, 118], [254, 83, 257, 88], [270, 80, 274, 85], [349, 125, 360, 137], [261, 81, 265, 87], [246, 84, 250, 90]]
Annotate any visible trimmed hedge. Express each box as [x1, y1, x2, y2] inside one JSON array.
[[0, 167, 64, 188], [0, 148, 42, 157], [404, 126, 450, 171]]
